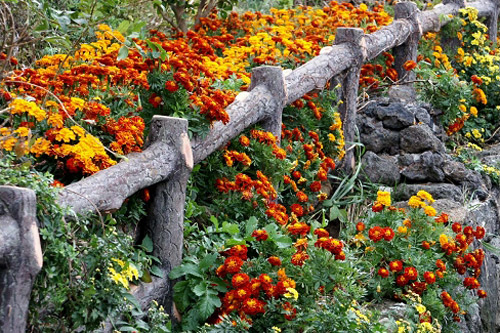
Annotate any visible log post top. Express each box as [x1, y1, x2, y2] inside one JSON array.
[[395, 2, 423, 36], [249, 66, 288, 110], [334, 28, 367, 63]]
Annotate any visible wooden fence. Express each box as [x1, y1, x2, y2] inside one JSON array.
[[1, 0, 500, 331]]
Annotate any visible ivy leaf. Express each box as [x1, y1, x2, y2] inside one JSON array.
[[245, 216, 258, 237], [141, 235, 153, 253], [221, 221, 239, 235]]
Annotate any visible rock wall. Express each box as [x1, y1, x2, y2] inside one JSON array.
[[359, 87, 500, 332]]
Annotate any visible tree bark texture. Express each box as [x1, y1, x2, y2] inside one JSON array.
[[145, 116, 192, 313], [394, 2, 422, 83], [0, 186, 42, 333], [333, 28, 366, 174]]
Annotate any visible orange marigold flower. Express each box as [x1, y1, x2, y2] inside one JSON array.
[[421, 241, 431, 249], [464, 277, 480, 289], [471, 75, 483, 85], [477, 289, 487, 298], [356, 222, 365, 232], [296, 191, 308, 202], [383, 227, 395, 241], [291, 251, 309, 266], [267, 256, 281, 266], [309, 180, 322, 192], [396, 274, 409, 287], [290, 203, 304, 217], [288, 222, 311, 236], [403, 60, 417, 71], [435, 212, 449, 223], [314, 228, 329, 238], [372, 202, 384, 212], [232, 273, 250, 288], [252, 229, 268, 241], [452, 222, 462, 233], [239, 135, 250, 147]]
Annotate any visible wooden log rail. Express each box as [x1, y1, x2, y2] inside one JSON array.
[[1, 0, 499, 330]]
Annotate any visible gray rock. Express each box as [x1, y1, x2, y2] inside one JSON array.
[[407, 105, 431, 127], [433, 199, 467, 223], [400, 124, 445, 153], [400, 152, 445, 182], [373, 103, 415, 130], [443, 159, 470, 183], [362, 152, 400, 185], [388, 85, 417, 104], [394, 183, 463, 202], [360, 127, 400, 155]]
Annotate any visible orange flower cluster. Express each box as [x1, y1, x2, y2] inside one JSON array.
[[215, 244, 297, 322], [216, 171, 277, 201], [368, 226, 394, 242]]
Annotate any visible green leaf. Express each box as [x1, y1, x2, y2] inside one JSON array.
[[117, 46, 129, 61], [275, 235, 293, 249], [221, 221, 240, 235], [199, 253, 217, 271], [330, 206, 340, 220], [141, 235, 153, 253], [245, 216, 258, 237], [210, 215, 219, 231], [197, 291, 221, 320], [150, 265, 164, 278], [193, 282, 207, 296], [117, 20, 131, 34], [123, 293, 141, 310], [141, 269, 153, 283]]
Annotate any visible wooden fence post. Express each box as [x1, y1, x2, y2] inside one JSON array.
[[249, 66, 287, 144], [333, 28, 366, 173], [486, 0, 500, 46], [144, 116, 193, 313], [0, 186, 42, 333], [394, 2, 421, 83]]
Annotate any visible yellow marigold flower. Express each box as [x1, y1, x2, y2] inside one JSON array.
[[54, 128, 76, 143], [30, 138, 51, 157], [0, 127, 11, 136], [359, 3, 368, 11], [284, 287, 299, 300], [470, 106, 478, 117], [14, 127, 30, 137], [472, 129, 482, 139], [408, 196, 423, 208], [439, 234, 449, 247], [459, 104, 467, 113], [1, 136, 17, 151], [47, 113, 64, 128], [397, 226, 408, 234], [377, 190, 391, 206], [71, 125, 86, 137], [328, 133, 336, 141], [417, 190, 434, 203], [10, 98, 47, 121], [272, 327, 282, 333]]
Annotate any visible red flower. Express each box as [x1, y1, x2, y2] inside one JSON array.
[[389, 260, 403, 272], [224, 256, 244, 274], [383, 227, 395, 241], [288, 222, 311, 236], [396, 274, 409, 287], [165, 80, 179, 92], [228, 245, 248, 260], [252, 229, 269, 241], [292, 170, 301, 179], [421, 241, 431, 249], [283, 302, 297, 320], [435, 213, 449, 223], [475, 226, 485, 239], [477, 289, 487, 298], [423, 271, 436, 284], [259, 273, 273, 285], [404, 266, 418, 280], [372, 202, 384, 212], [235, 287, 252, 300], [378, 267, 390, 278], [268, 256, 282, 266], [471, 75, 483, 85], [232, 273, 250, 288], [291, 203, 304, 217], [368, 226, 384, 242], [464, 277, 480, 289], [309, 181, 322, 192], [242, 298, 266, 315], [436, 259, 446, 271], [356, 222, 365, 232], [452, 222, 462, 233]]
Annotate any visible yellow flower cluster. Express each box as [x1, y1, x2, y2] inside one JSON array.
[[107, 258, 139, 290], [376, 190, 391, 206], [408, 190, 436, 216]]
